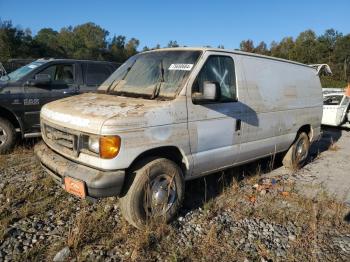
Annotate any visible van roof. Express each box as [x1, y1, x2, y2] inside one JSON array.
[[145, 47, 312, 69]]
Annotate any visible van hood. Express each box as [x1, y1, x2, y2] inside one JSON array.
[[41, 93, 187, 134]]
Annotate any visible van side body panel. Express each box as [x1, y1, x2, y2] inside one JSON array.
[[237, 54, 322, 164]]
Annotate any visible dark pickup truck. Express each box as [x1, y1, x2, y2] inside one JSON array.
[[0, 58, 118, 154]]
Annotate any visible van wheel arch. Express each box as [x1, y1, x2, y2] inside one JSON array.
[[297, 125, 312, 141], [127, 146, 188, 176]]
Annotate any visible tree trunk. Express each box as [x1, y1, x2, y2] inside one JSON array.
[[344, 57, 348, 81]]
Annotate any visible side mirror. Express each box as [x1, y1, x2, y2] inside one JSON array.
[[193, 81, 220, 103], [27, 74, 51, 86]]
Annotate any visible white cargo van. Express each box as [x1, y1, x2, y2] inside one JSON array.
[[35, 48, 324, 228]]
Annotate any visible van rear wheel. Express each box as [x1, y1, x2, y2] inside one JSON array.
[[0, 117, 16, 154], [120, 158, 185, 229], [283, 132, 310, 170]]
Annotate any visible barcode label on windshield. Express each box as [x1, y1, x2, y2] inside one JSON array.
[[168, 64, 194, 71]]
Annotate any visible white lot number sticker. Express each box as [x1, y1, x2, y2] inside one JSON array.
[[168, 63, 193, 71], [28, 65, 38, 69]]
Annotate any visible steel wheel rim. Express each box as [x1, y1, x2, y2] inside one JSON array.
[[144, 174, 177, 217], [296, 138, 308, 162], [0, 127, 7, 146]]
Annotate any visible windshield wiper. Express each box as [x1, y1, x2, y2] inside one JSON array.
[[151, 60, 165, 99], [107, 59, 137, 93]]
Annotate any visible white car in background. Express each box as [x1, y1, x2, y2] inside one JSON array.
[[322, 88, 350, 128]]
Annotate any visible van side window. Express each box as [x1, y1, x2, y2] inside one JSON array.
[[193, 55, 236, 102], [85, 63, 112, 86]]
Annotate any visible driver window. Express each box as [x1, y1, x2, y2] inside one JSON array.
[[192, 55, 236, 102], [39, 64, 74, 85]]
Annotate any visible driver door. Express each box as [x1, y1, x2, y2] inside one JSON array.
[[23, 63, 78, 132], [187, 53, 242, 176]]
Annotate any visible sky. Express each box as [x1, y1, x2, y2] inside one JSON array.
[[1, 0, 349, 50]]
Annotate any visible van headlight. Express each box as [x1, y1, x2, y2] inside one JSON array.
[[86, 135, 121, 159], [100, 136, 121, 159], [88, 136, 100, 154]]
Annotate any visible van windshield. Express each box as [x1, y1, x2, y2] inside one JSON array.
[[100, 50, 201, 99]]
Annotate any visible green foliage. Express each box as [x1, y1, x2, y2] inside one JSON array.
[[240, 39, 254, 53], [320, 76, 347, 88], [0, 20, 141, 64], [167, 40, 179, 48]]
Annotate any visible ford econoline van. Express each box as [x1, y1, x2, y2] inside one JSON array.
[[35, 48, 324, 228]]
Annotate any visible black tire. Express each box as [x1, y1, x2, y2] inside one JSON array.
[[282, 132, 310, 170], [120, 158, 185, 229], [0, 117, 16, 154]]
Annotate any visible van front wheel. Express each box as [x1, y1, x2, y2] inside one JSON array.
[[283, 132, 310, 170], [120, 158, 185, 228]]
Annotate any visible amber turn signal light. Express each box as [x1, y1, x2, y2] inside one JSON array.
[[100, 136, 121, 159]]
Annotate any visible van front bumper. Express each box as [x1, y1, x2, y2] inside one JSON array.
[[34, 141, 125, 198]]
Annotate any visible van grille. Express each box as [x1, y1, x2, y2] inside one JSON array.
[[43, 124, 79, 156]]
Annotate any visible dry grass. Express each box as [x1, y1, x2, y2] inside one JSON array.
[[1, 146, 349, 261]]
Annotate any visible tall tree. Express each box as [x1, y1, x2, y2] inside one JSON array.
[[294, 30, 318, 64], [72, 22, 109, 59], [125, 38, 140, 58], [34, 28, 61, 57], [167, 40, 179, 48], [0, 26, 11, 62], [334, 34, 350, 80], [239, 40, 254, 53], [317, 28, 342, 64], [254, 41, 269, 55], [271, 37, 296, 60]]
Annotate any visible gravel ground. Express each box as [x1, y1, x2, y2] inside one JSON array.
[[266, 127, 350, 203], [0, 128, 350, 261]]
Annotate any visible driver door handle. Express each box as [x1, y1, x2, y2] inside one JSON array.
[[236, 119, 241, 131]]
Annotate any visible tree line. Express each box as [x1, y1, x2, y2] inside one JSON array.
[[239, 29, 350, 87], [0, 20, 349, 87]]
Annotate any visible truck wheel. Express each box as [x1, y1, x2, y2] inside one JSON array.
[[0, 117, 16, 154], [120, 158, 185, 229], [282, 132, 310, 170]]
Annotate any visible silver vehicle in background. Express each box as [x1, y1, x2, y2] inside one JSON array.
[[35, 48, 326, 228]]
